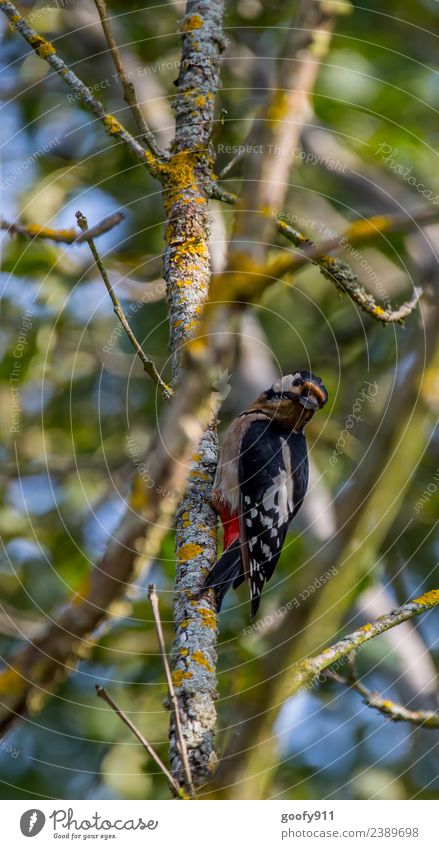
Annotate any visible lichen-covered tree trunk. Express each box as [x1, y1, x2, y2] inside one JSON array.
[[161, 0, 226, 791], [163, 0, 227, 378], [170, 426, 219, 786]]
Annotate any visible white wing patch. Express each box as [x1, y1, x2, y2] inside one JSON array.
[[262, 470, 290, 526]]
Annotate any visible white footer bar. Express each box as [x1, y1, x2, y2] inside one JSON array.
[[1, 799, 435, 849]]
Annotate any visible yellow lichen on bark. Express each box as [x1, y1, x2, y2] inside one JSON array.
[[178, 543, 203, 562], [103, 115, 124, 136], [190, 651, 214, 671], [197, 606, 217, 630], [161, 148, 209, 212], [181, 13, 203, 31], [25, 225, 77, 240], [346, 215, 391, 240], [172, 669, 193, 687], [29, 34, 56, 58], [412, 589, 439, 606]]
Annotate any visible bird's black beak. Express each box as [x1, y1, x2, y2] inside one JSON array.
[[299, 394, 319, 410], [299, 380, 327, 410]]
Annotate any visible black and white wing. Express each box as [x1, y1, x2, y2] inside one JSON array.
[[238, 420, 308, 618]]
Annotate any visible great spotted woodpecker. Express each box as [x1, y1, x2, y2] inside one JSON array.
[[201, 371, 328, 619]]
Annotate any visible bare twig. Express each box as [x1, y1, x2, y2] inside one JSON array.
[[326, 653, 439, 729], [1, 211, 124, 244], [317, 259, 422, 325], [271, 216, 426, 324], [210, 184, 426, 323], [217, 134, 255, 179], [95, 684, 188, 798], [0, 1, 161, 178], [93, 0, 162, 158], [148, 585, 195, 796], [276, 206, 439, 274], [286, 590, 439, 699], [209, 184, 237, 206], [76, 210, 172, 400]]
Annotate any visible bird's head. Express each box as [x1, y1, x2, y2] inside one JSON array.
[[255, 370, 328, 430]]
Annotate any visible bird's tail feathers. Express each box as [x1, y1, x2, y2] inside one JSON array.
[[202, 540, 243, 610]]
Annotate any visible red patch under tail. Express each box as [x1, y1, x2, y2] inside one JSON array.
[[217, 505, 239, 549]]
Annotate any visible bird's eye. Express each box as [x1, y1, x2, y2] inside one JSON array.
[[292, 378, 303, 387]]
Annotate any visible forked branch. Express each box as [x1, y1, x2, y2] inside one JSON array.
[[326, 653, 439, 729]]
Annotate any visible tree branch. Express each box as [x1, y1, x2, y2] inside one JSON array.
[[285, 590, 439, 700], [76, 210, 172, 400], [92, 0, 162, 159], [95, 685, 188, 798], [170, 424, 219, 791], [326, 654, 439, 729], [161, 0, 227, 379], [148, 585, 195, 796], [209, 185, 428, 323], [160, 0, 226, 793], [273, 205, 439, 275], [0, 1, 162, 178], [0, 211, 124, 243], [270, 216, 426, 325]]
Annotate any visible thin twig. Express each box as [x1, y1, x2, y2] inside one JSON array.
[[217, 134, 255, 179], [93, 0, 162, 158], [209, 184, 237, 205], [275, 206, 439, 275], [317, 260, 422, 325], [148, 584, 195, 797], [326, 654, 439, 729], [0, 1, 161, 178], [210, 183, 429, 324], [287, 589, 439, 699], [95, 684, 188, 798], [76, 210, 172, 400], [1, 211, 124, 244], [271, 217, 424, 324]]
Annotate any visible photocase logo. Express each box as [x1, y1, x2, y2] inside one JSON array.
[[20, 810, 46, 837]]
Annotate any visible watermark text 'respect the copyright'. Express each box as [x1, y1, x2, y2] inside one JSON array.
[[217, 143, 346, 173]]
